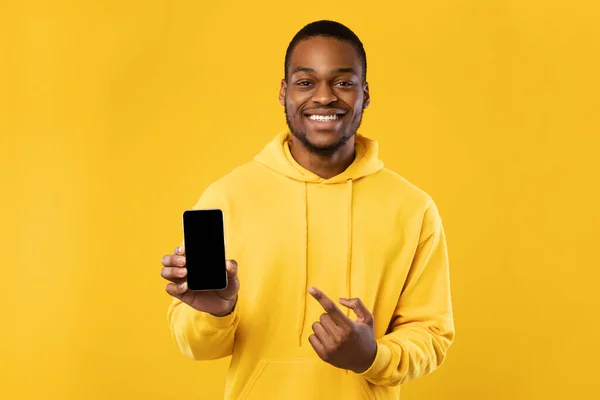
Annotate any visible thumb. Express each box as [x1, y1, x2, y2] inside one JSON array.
[[226, 260, 238, 279], [220, 260, 240, 298], [339, 297, 373, 325]]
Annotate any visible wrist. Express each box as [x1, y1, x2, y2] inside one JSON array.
[[352, 342, 378, 374], [210, 296, 237, 317]]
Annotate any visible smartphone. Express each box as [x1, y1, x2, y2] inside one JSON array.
[[182, 209, 227, 291]]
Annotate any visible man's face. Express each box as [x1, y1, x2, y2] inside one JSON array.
[[280, 37, 370, 155]]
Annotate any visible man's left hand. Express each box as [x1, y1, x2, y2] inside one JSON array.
[[307, 286, 377, 374]]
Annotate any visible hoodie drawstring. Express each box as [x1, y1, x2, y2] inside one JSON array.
[[345, 178, 354, 375], [298, 181, 309, 346], [345, 178, 353, 319]]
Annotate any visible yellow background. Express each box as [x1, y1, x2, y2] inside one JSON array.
[[1, 0, 599, 399]]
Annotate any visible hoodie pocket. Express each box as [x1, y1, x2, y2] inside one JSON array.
[[238, 358, 375, 400]]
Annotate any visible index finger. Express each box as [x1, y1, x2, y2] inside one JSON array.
[[308, 286, 351, 326], [162, 254, 185, 268]]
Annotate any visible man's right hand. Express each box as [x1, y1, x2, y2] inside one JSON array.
[[161, 246, 239, 317]]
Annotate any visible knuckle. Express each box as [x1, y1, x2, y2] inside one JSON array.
[[331, 334, 341, 346], [344, 328, 352, 339], [342, 329, 354, 342], [324, 303, 336, 313], [161, 255, 170, 266]]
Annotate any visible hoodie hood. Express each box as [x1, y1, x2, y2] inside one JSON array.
[[254, 130, 384, 184], [254, 130, 384, 346]]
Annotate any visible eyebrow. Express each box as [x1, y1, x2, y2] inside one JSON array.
[[291, 66, 357, 75]]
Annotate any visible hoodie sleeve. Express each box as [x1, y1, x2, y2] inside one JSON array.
[[358, 200, 455, 386], [166, 183, 240, 360]]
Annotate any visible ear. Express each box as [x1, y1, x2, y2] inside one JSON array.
[[279, 79, 287, 106], [363, 82, 370, 109]]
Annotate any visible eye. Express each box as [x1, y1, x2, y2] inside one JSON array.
[[296, 81, 313, 87], [336, 81, 355, 87]]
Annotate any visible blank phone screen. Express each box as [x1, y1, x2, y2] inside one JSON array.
[[182, 209, 227, 291]]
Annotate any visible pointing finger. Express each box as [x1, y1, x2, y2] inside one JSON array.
[[308, 286, 351, 327]]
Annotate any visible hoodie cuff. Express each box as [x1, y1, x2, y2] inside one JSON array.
[[192, 308, 238, 330], [356, 341, 392, 380]]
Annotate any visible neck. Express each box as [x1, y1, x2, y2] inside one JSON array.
[[289, 136, 356, 179]]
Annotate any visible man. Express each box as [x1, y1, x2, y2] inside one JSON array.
[[160, 20, 454, 399]]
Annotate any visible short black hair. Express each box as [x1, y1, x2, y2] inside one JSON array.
[[284, 20, 367, 83]]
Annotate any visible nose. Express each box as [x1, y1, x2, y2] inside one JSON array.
[[312, 83, 337, 105]]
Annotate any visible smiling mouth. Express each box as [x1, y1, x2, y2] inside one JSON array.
[[305, 114, 344, 122]]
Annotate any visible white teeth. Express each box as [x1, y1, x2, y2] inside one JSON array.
[[308, 114, 339, 122]]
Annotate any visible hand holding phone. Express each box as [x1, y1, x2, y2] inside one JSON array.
[[160, 209, 239, 316]]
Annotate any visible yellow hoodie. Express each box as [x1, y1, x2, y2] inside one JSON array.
[[167, 131, 455, 399]]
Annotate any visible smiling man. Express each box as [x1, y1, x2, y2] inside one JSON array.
[[161, 20, 455, 399], [282, 35, 368, 178]]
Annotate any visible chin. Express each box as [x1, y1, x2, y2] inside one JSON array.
[[307, 132, 341, 146], [303, 130, 351, 154]]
